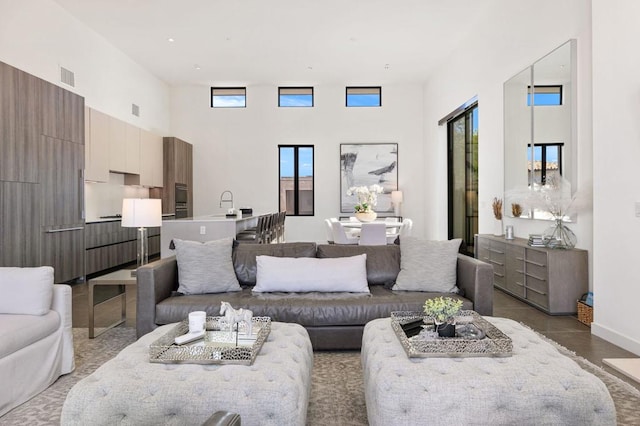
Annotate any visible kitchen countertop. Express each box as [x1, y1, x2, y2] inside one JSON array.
[[165, 214, 259, 222], [87, 213, 174, 224]]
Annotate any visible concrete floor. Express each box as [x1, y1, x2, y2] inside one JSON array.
[[70, 280, 640, 390]]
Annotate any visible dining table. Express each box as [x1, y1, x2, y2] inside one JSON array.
[[340, 221, 403, 230]]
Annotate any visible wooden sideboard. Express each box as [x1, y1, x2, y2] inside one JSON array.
[[475, 234, 588, 315]]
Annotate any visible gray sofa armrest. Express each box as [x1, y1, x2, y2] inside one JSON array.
[[456, 254, 494, 316], [136, 256, 178, 338]]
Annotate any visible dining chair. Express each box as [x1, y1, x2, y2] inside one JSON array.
[[324, 219, 335, 244], [358, 222, 387, 246], [399, 218, 413, 239], [331, 222, 359, 245]]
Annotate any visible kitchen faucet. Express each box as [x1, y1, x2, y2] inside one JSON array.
[[219, 190, 234, 209]]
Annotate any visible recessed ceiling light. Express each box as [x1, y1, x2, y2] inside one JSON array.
[[194, 65, 201, 70], [167, 37, 175, 42]]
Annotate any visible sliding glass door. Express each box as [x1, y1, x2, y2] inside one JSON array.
[[447, 104, 478, 256]]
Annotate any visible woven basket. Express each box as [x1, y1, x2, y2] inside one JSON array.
[[577, 301, 593, 326]]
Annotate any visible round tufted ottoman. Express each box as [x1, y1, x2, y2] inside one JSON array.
[[61, 322, 313, 426], [362, 317, 616, 426]]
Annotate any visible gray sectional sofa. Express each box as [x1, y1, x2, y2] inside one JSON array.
[[136, 242, 493, 350]]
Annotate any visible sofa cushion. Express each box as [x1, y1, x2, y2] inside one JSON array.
[[253, 255, 369, 293], [0, 311, 60, 358], [232, 242, 317, 286], [316, 244, 400, 287], [154, 286, 472, 328], [393, 237, 462, 292], [174, 238, 241, 295], [0, 266, 54, 315]]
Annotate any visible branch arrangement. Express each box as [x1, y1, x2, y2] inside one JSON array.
[[492, 197, 503, 220]]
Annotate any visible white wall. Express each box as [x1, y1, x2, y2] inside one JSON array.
[[0, 0, 172, 218], [0, 0, 170, 133], [169, 84, 424, 242], [591, 0, 640, 354], [422, 0, 592, 243]]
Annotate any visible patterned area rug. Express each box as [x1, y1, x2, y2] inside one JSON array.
[[1, 327, 639, 425]]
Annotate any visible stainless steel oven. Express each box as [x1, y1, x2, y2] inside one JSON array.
[[175, 183, 188, 218]]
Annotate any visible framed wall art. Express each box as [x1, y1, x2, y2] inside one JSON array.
[[340, 143, 398, 213]]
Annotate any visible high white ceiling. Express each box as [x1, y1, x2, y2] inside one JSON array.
[[53, 0, 501, 86]]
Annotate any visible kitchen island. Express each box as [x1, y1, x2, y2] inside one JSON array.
[[160, 214, 261, 258]]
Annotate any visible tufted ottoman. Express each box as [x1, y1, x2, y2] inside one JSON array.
[[362, 317, 616, 426], [61, 322, 313, 426]]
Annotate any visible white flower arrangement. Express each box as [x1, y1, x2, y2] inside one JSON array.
[[423, 296, 463, 324], [346, 184, 384, 213], [505, 175, 591, 221]]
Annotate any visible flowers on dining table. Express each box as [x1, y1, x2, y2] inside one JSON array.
[[347, 184, 384, 213]]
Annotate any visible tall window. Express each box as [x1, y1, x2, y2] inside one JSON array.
[[279, 87, 313, 107], [279, 145, 314, 215], [211, 87, 246, 108], [346, 86, 381, 107], [446, 102, 478, 256]]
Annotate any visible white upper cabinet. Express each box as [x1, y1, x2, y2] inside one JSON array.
[[139, 129, 163, 187], [85, 107, 109, 182], [125, 122, 140, 175], [108, 116, 127, 173]]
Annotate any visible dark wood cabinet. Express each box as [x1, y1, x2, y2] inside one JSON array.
[[40, 136, 84, 226], [152, 137, 193, 215], [0, 181, 40, 267], [41, 81, 84, 144], [0, 61, 85, 283], [41, 226, 85, 282], [475, 235, 588, 314], [0, 62, 41, 183], [85, 221, 160, 276]]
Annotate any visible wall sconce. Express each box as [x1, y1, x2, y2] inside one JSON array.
[[391, 190, 403, 217], [121, 198, 162, 276]]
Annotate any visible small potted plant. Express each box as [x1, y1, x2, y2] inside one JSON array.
[[423, 296, 463, 338]]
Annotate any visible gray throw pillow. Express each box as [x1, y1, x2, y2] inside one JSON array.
[[392, 237, 462, 292], [174, 238, 241, 295]]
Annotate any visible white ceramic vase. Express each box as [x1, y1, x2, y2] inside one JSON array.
[[493, 219, 503, 236], [355, 211, 377, 222]]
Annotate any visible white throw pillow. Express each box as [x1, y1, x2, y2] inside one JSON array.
[[0, 266, 54, 315], [174, 238, 241, 295], [253, 254, 370, 293], [392, 237, 462, 292]]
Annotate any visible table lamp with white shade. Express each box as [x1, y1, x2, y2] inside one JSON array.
[[122, 198, 162, 276], [391, 190, 403, 217]]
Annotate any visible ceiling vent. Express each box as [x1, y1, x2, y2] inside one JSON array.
[[60, 67, 75, 87], [132, 103, 140, 117]]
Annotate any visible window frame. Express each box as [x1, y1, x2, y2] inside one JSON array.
[[211, 87, 247, 108], [527, 85, 563, 106], [345, 86, 382, 107], [278, 144, 315, 216], [527, 142, 564, 185], [278, 87, 314, 107]]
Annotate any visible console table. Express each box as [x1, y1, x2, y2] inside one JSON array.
[[88, 269, 136, 338], [475, 234, 588, 315]]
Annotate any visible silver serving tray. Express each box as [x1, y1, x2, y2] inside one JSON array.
[[391, 310, 512, 358], [149, 316, 271, 365]]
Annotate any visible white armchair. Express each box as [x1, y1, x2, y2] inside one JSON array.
[[0, 267, 75, 416]]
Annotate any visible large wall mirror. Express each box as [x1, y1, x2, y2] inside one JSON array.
[[504, 39, 577, 220]]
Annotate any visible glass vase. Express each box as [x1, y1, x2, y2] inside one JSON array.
[[543, 218, 577, 249]]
